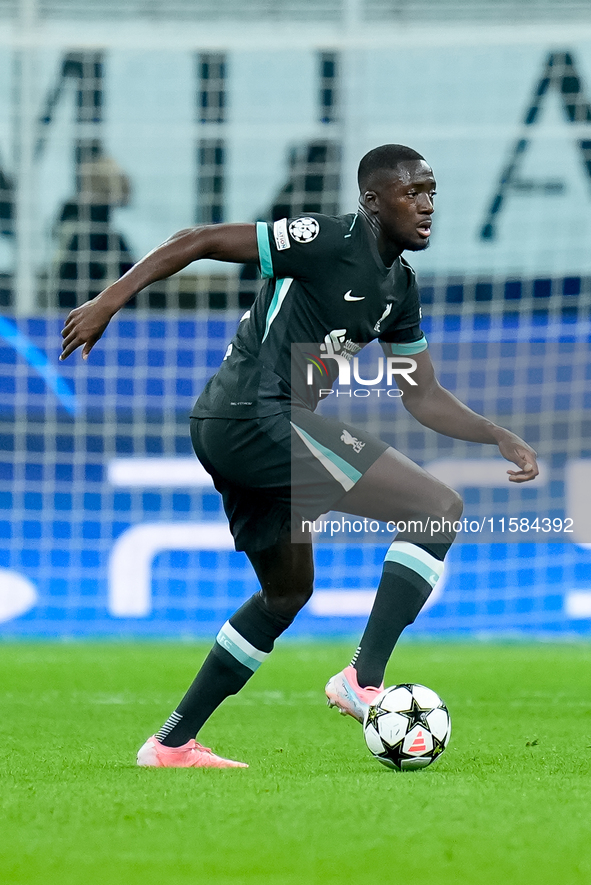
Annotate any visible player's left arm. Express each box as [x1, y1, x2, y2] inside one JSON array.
[[396, 348, 539, 483]]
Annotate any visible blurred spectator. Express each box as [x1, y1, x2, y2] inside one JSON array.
[[239, 139, 340, 307], [49, 156, 134, 308], [0, 164, 13, 238]]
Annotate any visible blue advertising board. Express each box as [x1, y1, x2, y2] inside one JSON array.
[[1, 311, 591, 638]]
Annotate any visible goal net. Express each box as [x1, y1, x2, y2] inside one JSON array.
[[1, 1, 590, 636]]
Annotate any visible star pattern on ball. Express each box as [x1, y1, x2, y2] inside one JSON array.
[[396, 689, 432, 730]]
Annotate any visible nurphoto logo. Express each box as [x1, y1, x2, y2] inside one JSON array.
[[305, 329, 418, 398]]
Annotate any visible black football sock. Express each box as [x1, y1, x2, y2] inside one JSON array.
[[156, 593, 293, 747], [351, 540, 450, 689]]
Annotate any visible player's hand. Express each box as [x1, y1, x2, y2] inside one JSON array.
[[496, 432, 539, 483], [60, 295, 115, 361]]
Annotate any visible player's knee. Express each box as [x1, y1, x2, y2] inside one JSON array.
[[262, 580, 313, 618]]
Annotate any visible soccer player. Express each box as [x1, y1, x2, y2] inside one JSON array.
[[60, 144, 539, 769]]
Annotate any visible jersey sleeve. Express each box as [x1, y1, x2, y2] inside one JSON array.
[[378, 326, 428, 356], [256, 215, 345, 281], [378, 274, 428, 356]]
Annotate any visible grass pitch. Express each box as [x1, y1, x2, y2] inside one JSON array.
[[2, 641, 591, 885]]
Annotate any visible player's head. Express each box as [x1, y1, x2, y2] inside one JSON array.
[[358, 144, 436, 255], [357, 144, 425, 193]]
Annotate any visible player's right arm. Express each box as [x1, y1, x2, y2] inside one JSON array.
[[60, 223, 258, 360]]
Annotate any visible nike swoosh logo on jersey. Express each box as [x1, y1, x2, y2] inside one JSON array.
[[344, 290, 365, 302]]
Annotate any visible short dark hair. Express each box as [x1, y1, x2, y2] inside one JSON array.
[[358, 144, 425, 192]]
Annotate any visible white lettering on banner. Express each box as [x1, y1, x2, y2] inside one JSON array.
[[98, 456, 591, 622], [310, 574, 447, 616], [108, 458, 214, 488], [14, 44, 591, 280], [108, 522, 234, 617], [0, 570, 37, 623], [480, 51, 591, 243], [565, 460, 591, 545], [564, 460, 591, 619], [106, 458, 542, 620], [565, 593, 591, 619]]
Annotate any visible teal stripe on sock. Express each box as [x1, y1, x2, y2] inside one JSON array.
[[216, 627, 264, 672], [385, 545, 443, 587]]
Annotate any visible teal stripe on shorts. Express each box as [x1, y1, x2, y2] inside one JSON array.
[[291, 422, 362, 491]]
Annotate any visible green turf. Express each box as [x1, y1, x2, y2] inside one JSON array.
[[2, 641, 591, 885]]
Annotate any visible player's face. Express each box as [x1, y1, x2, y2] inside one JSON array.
[[363, 161, 436, 258]]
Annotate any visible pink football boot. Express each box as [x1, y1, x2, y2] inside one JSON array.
[[137, 735, 248, 769], [325, 666, 384, 723]]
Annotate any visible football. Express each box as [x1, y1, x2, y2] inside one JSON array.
[[363, 683, 451, 771]]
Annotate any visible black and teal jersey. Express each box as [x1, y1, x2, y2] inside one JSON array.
[[192, 212, 428, 419]]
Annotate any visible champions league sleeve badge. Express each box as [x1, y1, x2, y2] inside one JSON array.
[[289, 217, 320, 243]]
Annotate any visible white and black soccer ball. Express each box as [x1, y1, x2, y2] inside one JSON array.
[[363, 683, 451, 771]]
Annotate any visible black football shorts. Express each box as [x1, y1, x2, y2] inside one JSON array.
[[190, 408, 388, 552]]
